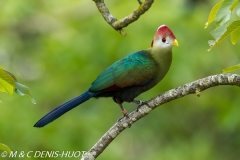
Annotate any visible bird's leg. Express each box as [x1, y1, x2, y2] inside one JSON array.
[[132, 100, 150, 112], [117, 103, 130, 122], [113, 97, 129, 121]]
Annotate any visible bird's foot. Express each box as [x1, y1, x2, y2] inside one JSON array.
[[117, 109, 129, 122], [133, 100, 149, 112], [117, 110, 132, 128]]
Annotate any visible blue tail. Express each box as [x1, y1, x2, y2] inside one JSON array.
[[34, 91, 98, 128]]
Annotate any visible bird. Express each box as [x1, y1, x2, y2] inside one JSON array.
[[34, 25, 178, 128]]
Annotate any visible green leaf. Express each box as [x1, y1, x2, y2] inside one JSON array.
[[205, 0, 224, 28], [230, 0, 239, 10], [222, 64, 240, 73], [0, 66, 36, 104], [237, 1, 240, 17], [15, 82, 36, 104], [208, 20, 240, 50], [231, 24, 240, 44], [215, 0, 238, 26], [0, 66, 15, 94], [208, 21, 231, 50], [0, 143, 11, 154]]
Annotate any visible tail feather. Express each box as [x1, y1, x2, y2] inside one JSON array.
[[34, 91, 97, 128]]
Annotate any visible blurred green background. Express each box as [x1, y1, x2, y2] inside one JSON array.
[[1, 0, 240, 160]]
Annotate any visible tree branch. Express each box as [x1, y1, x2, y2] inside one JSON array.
[[81, 73, 240, 160], [92, 0, 154, 35]]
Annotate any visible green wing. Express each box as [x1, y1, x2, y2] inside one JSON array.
[[89, 50, 158, 92]]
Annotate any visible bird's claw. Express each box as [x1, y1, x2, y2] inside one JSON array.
[[117, 113, 129, 122], [134, 100, 143, 105], [133, 100, 149, 112]]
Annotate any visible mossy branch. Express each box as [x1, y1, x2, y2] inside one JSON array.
[[93, 0, 154, 35], [81, 73, 240, 160]]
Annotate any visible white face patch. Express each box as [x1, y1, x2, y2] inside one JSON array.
[[153, 36, 173, 50]]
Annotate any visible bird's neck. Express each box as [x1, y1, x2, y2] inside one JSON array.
[[149, 47, 172, 65], [148, 47, 172, 78]]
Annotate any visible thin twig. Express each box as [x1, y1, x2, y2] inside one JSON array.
[[81, 73, 240, 160], [93, 0, 154, 35]]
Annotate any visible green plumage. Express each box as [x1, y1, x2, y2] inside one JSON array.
[[90, 50, 159, 91], [34, 25, 177, 127], [91, 48, 172, 102]]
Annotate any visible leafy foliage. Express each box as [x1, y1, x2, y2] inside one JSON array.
[[222, 63, 240, 72], [0, 143, 11, 154], [0, 66, 36, 104], [206, 0, 240, 73], [0, 66, 15, 94], [205, 0, 240, 51]]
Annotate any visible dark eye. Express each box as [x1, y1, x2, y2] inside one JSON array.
[[162, 38, 166, 43]]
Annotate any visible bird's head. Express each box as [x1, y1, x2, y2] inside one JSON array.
[[151, 25, 178, 50]]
